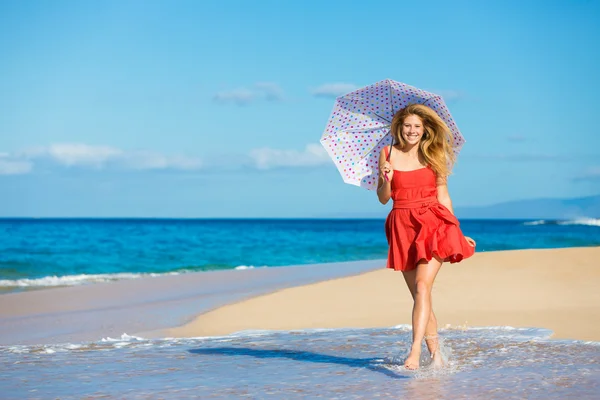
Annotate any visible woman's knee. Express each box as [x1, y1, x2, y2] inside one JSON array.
[[415, 280, 431, 296]]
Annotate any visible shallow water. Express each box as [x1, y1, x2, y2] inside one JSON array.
[[2, 326, 598, 399]]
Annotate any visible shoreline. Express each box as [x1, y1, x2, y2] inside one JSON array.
[[2, 243, 599, 295], [1, 247, 598, 345], [0, 259, 383, 345], [166, 247, 600, 342]]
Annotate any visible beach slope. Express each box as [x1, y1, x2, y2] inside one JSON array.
[[168, 247, 600, 341]]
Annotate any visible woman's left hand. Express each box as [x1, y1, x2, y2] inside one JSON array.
[[465, 236, 476, 247]]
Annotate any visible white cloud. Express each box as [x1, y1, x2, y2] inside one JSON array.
[[255, 82, 284, 101], [311, 83, 358, 98], [122, 151, 202, 170], [249, 143, 330, 170], [213, 88, 256, 105], [213, 82, 285, 105], [1, 143, 203, 173], [0, 157, 33, 175], [47, 143, 123, 167]]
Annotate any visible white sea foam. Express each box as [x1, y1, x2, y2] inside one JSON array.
[[2, 326, 597, 356], [524, 217, 600, 227], [557, 217, 600, 227], [523, 219, 546, 226], [391, 324, 414, 330], [234, 265, 268, 270], [0, 272, 180, 287], [100, 333, 146, 342], [0, 266, 272, 288]]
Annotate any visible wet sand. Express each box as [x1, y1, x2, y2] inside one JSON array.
[[0, 259, 383, 345]]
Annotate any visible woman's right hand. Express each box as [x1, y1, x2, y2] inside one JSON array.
[[379, 160, 393, 182], [465, 236, 476, 247]]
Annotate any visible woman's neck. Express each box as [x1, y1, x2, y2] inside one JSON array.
[[399, 143, 420, 158]]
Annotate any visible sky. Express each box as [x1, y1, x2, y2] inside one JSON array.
[[0, 0, 599, 218]]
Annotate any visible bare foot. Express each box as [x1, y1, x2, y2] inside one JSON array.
[[404, 347, 421, 370], [431, 349, 444, 368], [425, 335, 444, 368]]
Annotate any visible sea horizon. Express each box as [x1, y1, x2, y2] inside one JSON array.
[[1, 216, 599, 221]]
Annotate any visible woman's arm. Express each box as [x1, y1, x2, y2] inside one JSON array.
[[377, 149, 392, 204], [435, 176, 454, 214]]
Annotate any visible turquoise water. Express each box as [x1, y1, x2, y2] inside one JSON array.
[[1, 218, 599, 290]]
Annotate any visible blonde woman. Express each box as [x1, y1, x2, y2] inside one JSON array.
[[377, 104, 476, 370]]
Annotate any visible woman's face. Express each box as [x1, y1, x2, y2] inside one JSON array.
[[401, 114, 425, 145]]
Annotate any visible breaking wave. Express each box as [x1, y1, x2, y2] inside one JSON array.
[[524, 218, 600, 227]]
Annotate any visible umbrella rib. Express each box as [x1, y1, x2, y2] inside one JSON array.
[[389, 84, 394, 116], [361, 127, 395, 164], [422, 95, 440, 107], [385, 84, 395, 156], [371, 112, 391, 123], [368, 85, 395, 146], [388, 84, 395, 154]]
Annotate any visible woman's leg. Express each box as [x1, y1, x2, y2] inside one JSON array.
[[401, 256, 443, 369], [402, 269, 440, 352]]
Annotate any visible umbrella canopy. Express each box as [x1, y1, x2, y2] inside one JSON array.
[[319, 79, 465, 191]]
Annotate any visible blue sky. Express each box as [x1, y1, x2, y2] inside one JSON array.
[[0, 0, 598, 217]]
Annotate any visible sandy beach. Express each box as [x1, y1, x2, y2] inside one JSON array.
[[168, 247, 600, 342]]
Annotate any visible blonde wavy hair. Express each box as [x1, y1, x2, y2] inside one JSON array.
[[390, 104, 456, 178]]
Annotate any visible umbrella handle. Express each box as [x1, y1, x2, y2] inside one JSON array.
[[384, 142, 393, 182]]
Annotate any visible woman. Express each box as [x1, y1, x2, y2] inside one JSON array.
[[377, 104, 476, 370]]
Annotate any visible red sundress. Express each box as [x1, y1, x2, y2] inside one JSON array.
[[384, 147, 475, 271]]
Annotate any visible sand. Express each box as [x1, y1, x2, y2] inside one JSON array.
[[167, 247, 600, 342]]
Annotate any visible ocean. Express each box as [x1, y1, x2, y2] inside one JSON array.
[[1, 217, 599, 290], [1, 218, 599, 398]]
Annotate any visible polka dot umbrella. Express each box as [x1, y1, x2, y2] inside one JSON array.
[[319, 78, 466, 191]]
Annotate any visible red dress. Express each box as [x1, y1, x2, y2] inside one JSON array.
[[384, 147, 475, 271]]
